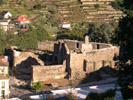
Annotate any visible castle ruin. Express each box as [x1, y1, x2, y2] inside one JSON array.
[[5, 35, 119, 85]]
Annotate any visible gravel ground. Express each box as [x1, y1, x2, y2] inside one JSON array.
[[9, 76, 32, 98]]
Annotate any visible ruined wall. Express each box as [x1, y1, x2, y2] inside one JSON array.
[[69, 52, 85, 79], [91, 42, 112, 50], [13, 51, 44, 67], [65, 40, 83, 50], [32, 61, 66, 83], [38, 41, 57, 51], [85, 46, 119, 73]]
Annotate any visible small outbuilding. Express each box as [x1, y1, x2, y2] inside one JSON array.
[[13, 15, 30, 24], [59, 22, 71, 29], [0, 11, 12, 19]]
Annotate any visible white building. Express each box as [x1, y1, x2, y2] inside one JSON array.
[[0, 11, 12, 19], [0, 56, 9, 76], [60, 22, 71, 29], [0, 20, 8, 32], [0, 75, 9, 99]]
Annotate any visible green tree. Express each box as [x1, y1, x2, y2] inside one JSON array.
[[112, 0, 123, 10], [114, 0, 133, 91], [0, 0, 5, 5], [35, 25, 52, 41], [88, 23, 116, 43]]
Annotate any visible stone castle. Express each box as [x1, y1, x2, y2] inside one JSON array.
[[5, 35, 119, 85]]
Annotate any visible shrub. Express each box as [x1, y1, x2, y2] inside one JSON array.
[[86, 89, 115, 100], [94, 4, 100, 9], [33, 4, 42, 9], [121, 87, 133, 99], [100, 89, 115, 99], [48, 7, 57, 14], [85, 92, 99, 100], [33, 81, 42, 90], [67, 93, 78, 100], [104, 97, 114, 100], [45, 94, 56, 100]]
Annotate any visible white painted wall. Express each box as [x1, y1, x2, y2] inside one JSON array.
[[4, 12, 12, 19], [61, 24, 71, 29], [0, 80, 9, 97], [0, 67, 8, 75], [0, 21, 8, 31]]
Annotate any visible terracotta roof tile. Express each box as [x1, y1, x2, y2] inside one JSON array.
[[0, 74, 8, 80], [0, 56, 9, 66]]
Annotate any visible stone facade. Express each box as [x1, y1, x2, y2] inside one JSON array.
[[36, 36, 119, 81], [32, 61, 66, 83], [5, 36, 119, 84]]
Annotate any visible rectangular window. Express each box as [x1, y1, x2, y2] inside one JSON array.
[[97, 44, 100, 49], [1, 81, 5, 88], [1, 90, 5, 97], [76, 43, 79, 48]]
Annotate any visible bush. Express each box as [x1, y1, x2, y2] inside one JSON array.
[[45, 94, 56, 100], [67, 93, 78, 100], [121, 87, 133, 99], [85, 92, 99, 100], [100, 89, 115, 99], [104, 97, 114, 100], [33, 81, 42, 90], [94, 4, 100, 9], [33, 4, 42, 9], [86, 89, 115, 100], [48, 7, 57, 14]]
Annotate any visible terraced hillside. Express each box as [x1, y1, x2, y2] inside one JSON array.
[[80, 0, 124, 23], [43, 0, 124, 23]]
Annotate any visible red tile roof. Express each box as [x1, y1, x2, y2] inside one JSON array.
[[0, 56, 9, 66], [61, 22, 70, 25], [13, 15, 29, 23]]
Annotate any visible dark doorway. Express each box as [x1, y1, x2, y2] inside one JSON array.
[[97, 44, 100, 49], [76, 43, 79, 48]]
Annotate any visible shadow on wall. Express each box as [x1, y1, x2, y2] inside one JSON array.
[[15, 57, 40, 69], [14, 57, 41, 80], [34, 50, 55, 65], [80, 66, 118, 84]]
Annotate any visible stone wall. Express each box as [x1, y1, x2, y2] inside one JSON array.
[[84, 46, 119, 73], [13, 51, 44, 67], [69, 52, 85, 78], [38, 41, 57, 51], [32, 61, 66, 83], [91, 42, 112, 50]]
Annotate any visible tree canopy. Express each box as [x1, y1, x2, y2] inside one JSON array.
[[115, 0, 133, 88], [88, 23, 116, 43], [0, 24, 52, 54]]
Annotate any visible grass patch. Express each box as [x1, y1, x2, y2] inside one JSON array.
[[55, 1, 81, 6]]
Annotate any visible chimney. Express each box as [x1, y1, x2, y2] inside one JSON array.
[[85, 35, 89, 44]]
